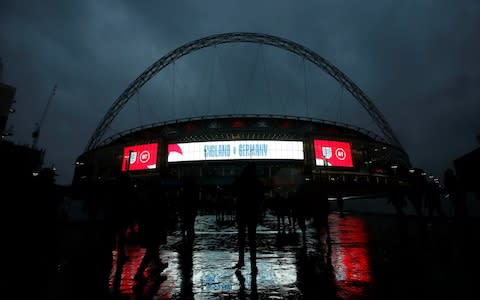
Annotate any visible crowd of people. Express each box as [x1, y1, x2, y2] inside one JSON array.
[[71, 163, 337, 298], [387, 167, 469, 225], [52, 161, 473, 299]]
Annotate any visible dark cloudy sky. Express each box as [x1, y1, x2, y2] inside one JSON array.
[[1, 0, 479, 185]]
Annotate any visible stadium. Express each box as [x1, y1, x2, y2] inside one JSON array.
[[73, 114, 410, 200], [72, 33, 411, 201]]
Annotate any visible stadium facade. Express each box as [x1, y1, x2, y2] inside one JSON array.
[[73, 114, 410, 198]]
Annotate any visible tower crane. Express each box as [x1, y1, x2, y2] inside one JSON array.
[[32, 84, 57, 148]]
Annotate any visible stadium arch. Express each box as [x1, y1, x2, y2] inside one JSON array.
[[86, 32, 405, 155]]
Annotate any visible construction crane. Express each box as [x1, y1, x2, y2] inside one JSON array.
[[32, 84, 57, 148]]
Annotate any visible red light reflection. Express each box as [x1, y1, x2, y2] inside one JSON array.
[[330, 215, 372, 297], [109, 247, 146, 296]]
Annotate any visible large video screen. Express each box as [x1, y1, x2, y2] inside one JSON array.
[[122, 143, 158, 171], [168, 140, 304, 162], [314, 139, 353, 167]]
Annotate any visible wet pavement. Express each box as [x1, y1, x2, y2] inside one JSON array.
[[50, 206, 480, 300]]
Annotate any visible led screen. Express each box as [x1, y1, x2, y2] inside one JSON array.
[[314, 139, 353, 167], [122, 143, 158, 171], [168, 140, 304, 162]]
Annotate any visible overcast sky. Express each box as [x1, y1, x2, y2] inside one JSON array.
[[1, 0, 479, 185]]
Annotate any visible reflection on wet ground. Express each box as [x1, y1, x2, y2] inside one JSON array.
[[107, 212, 375, 299], [330, 216, 372, 298], [51, 210, 480, 299]]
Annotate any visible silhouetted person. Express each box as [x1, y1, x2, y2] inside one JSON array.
[[311, 177, 331, 237], [388, 180, 407, 219], [407, 169, 427, 218], [387, 179, 409, 240], [444, 168, 468, 223], [294, 180, 311, 245], [179, 176, 199, 246], [133, 188, 169, 300], [75, 177, 115, 300], [273, 191, 292, 234], [232, 162, 264, 272], [296, 175, 331, 246], [336, 192, 344, 216], [134, 180, 168, 286], [83, 179, 103, 224], [110, 172, 137, 295], [177, 237, 194, 300], [334, 179, 345, 216]]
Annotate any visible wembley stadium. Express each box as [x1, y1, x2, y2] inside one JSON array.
[[73, 114, 410, 199], [72, 32, 412, 200]]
